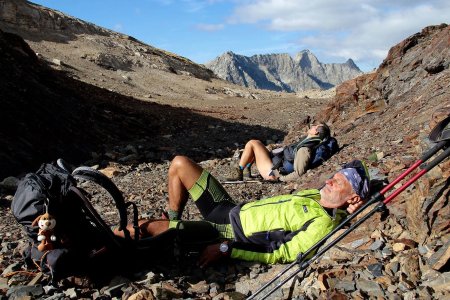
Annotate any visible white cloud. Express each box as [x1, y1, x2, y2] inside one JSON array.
[[196, 23, 225, 31], [227, 0, 450, 70], [182, 0, 225, 12]]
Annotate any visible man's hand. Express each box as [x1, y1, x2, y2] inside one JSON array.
[[346, 200, 364, 214], [198, 243, 224, 268]]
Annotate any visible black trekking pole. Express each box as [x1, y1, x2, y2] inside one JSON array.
[[248, 137, 450, 299]]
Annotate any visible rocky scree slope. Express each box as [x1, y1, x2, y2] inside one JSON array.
[[206, 50, 363, 92]]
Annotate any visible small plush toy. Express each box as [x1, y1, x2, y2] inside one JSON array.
[[32, 212, 57, 252]]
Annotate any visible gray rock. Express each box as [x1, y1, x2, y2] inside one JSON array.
[[0, 176, 19, 191], [45, 293, 65, 300], [421, 271, 450, 292], [43, 285, 57, 294], [427, 239, 450, 271], [417, 286, 433, 299], [52, 58, 62, 65], [385, 261, 400, 276], [187, 280, 209, 294], [385, 292, 402, 300], [356, 279, 383, 295], [382, 247, 393, 258], [1, 262, 21, 276], [355, 269, 374, 280], [403, 291, 417, 300], [64, 287, 77, 299], [398, 281, 414, 292], [6, 285, 44, 299], [209, 282, 220, 297], [335, 280, 356, 292], [0, 277, 8, 290], [418, 244, 431, 256], [367, 263, 383, 277], [387, 285, 397, 293], [370, 239, 385, 251], [149, 282, 183, 299], [102, 276, 130, 297], [349, 237, 371, 249], [235, 279, 254, 297], [144, 271, 159, 284], [213, 291, 247, 300]]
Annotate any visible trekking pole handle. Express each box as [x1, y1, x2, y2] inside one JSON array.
[[422, 143, 450, 171]]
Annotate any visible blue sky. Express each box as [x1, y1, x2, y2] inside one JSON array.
[[31, 0, 450, 72]]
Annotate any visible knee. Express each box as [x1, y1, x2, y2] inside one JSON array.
[[246, 139, 261, 148], [169, 155, 189, 175]]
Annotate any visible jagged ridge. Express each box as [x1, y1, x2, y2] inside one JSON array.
[[206, 50, 363, 92]]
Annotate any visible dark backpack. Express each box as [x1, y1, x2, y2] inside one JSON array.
[[12, 159, 221, 281], [11, 161, 124, 280], [309, 137, 340, 168]]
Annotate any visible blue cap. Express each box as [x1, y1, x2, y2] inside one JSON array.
[[338, 160, 370, 200]]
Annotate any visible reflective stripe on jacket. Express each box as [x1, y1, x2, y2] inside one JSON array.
[[230, 189, 346, 264]]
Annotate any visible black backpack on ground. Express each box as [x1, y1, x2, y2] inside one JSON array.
[[11, 159, 220, 281], [309, 136, 340, 168]]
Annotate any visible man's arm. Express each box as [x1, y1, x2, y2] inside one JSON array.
[[278, 147, 312, 182], [229, 216, 334, 264], [198, 241, 231, 268]]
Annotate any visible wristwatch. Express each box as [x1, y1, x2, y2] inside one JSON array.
[[219, 242, 229, 255]]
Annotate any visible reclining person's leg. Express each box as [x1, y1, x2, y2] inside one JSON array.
[[168, 156, 236, 238], [167, 156, 235, 222], [241, 140, 276, 180], [167, 155, 204, 219]]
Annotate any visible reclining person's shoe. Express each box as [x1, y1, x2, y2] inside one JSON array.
[[243, 167, 253, 179], [227, 165, 243, 181]]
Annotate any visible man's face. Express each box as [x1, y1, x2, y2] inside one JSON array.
[[320, 172, 355, 208], [307, 124, 322, 136]]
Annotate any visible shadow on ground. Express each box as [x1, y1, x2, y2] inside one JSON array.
[[0, 31, 284, 179]]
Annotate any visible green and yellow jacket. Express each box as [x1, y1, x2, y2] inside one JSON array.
[[228, 189, 346, 264]]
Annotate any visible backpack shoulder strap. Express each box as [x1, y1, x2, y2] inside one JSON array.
[[295, 137, 322, 151], [71, 167, 133, 241], [68, 186, 124, 249]]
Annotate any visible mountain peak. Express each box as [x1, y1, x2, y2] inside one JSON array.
[[344, 58, 360, 70], [207, 50, 363, 92]]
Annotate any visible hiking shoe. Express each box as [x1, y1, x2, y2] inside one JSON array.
[[243, 167, 253, 179], [227, 164, 243, 181], [161, 209, 180, 220]]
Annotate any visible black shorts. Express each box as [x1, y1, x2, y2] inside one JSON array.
[[188, 170, 236, 224]]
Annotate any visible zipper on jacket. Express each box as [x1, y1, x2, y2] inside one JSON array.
[[240, 198, 292, 211]]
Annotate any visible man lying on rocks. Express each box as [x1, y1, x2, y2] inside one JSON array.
[[114, 156, 370, 267]]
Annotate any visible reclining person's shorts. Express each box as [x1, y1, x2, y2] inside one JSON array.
[[186, 170, 236, 238]]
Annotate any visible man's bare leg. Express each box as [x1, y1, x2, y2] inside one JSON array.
[[114, 219, 170, 238], [239, 140, 277, 180], [114, 156, 203, 237], [167, 155, 203, 218]]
